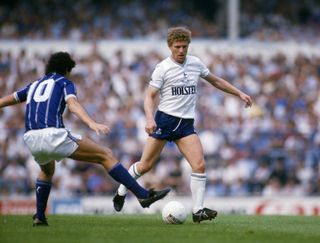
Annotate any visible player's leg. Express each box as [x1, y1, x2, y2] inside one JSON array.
[[175, 134, 205, 211], [175, 134, 217, 222], [114, 137, 167, 211], [136, 137, 167, 173], [118, 136, 167, 195], [33, 161, 55, 226], [69, 137, 170, 206]]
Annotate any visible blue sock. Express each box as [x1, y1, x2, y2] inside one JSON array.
[[36, 179, 51, 221], [109, 163, 149, 199]]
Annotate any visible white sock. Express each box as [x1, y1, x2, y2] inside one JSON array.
[[117, 162, 142, 196], [190, 173, 206, 213]]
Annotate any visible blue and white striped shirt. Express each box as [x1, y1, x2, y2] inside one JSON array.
[[14, 73, 77, 131]]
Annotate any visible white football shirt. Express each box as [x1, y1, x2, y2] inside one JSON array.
[[150, 55, 209, 118]]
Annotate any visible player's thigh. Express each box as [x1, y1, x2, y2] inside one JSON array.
[[174, 134, 205, 171], [140, 136, 167, 167], [69, 137, 116, 164]]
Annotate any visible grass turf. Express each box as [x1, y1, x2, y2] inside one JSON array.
[[1, 214, 320, 243]]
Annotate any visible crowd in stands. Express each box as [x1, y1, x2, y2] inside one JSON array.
[[0, 43, 320, 198], [240, 0, 320, 42], [0, 0, 320, 198], [0, 0, 319, 41]]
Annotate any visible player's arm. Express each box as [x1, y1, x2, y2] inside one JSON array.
[[204, 72, 252, 107], [67, 96, 110, 135], [144, 86, 159, 134], [0, 94, 19, 108]]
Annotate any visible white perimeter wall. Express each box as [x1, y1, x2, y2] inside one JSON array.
[[1, 40, 320, 62], [1, 196, 320, 216]]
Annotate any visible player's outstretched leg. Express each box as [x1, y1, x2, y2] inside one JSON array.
[[138, 188, 171, 208], [109, 163, 170, 210], [192, 208, 218, 223], [113, 162, 142, 211], [113, 187, 171, 211]]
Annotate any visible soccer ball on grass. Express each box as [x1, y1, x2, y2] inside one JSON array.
[[162, 201, 187, 224]]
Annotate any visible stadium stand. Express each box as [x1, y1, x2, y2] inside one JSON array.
[[0, 0, 319, 41], [0, 0, 320, 198]]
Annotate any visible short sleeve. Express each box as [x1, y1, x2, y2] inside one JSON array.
[[14, 83, 32, 102], [198, 59, 210, 78], [64, 80, 77, 101], [149, 64, 164, 89]]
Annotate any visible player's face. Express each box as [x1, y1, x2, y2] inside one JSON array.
[[169, 40, 189, 64]]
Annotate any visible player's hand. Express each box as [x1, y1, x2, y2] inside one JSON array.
[[89, 122, 110, 136], [145, 119, 157, 134], [240, 92, 253, 108]]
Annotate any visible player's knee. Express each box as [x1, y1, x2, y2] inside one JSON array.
[[39, 162, 55, 179], [39, 170, 54, 181], [138, 161, 154, 173], [191, 160, 205, 173], [99, 148, 117, 165]]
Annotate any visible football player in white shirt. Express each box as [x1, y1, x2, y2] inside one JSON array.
[[114, 27, 252, 223]]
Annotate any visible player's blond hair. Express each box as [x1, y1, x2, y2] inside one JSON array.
[[167, 27, 191, 47]]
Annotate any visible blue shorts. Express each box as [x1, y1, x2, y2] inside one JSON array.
[[150, 111, 196, 141]]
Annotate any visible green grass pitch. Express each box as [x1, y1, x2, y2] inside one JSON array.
[[1, 214, 320, 243]]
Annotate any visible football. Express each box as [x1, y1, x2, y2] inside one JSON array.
[[162, 201, 187, 224]]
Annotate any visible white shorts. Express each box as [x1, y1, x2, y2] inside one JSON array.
[[23, 127, 82, 165]]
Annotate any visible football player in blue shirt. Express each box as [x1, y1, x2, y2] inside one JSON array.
[[0, 52, 170, 226]]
